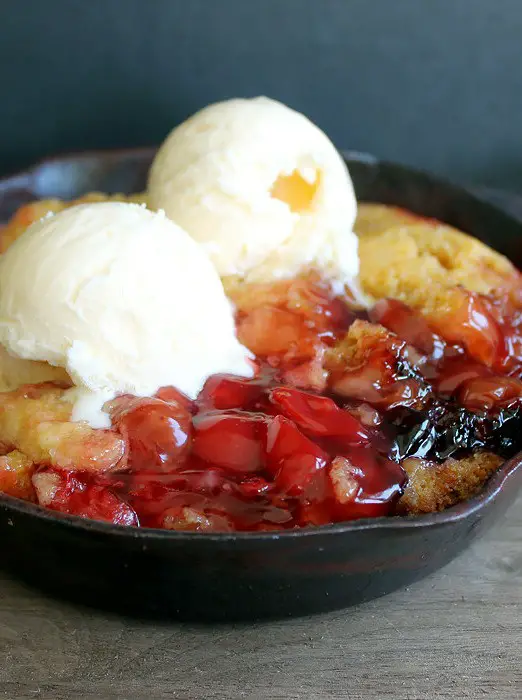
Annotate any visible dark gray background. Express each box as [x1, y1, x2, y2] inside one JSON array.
[[1, 0, 522, 187]]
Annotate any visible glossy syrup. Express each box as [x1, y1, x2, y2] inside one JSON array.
[[38, 280, 522, 531]]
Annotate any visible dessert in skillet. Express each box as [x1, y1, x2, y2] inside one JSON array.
[[0, 97, 521, 531]]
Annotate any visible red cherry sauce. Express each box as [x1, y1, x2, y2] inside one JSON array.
[[35, 274, 522, 531], [92, 370, 403, 531]]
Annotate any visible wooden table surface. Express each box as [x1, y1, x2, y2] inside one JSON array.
[[1, 188, 521, 700]]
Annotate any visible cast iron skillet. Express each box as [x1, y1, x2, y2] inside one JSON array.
[[0, 149, 521, 621]]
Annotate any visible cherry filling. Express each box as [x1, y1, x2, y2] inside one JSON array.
[[28, 273, 522, 531]]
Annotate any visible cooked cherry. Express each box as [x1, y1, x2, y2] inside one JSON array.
[[192, 412, 268, 473], [437, 291, 503, 368], [458, 375, 522, 411], [155, 386, 195, 413], [113, 396, 191, 472], [237, 307, 317, 360], [329, 449, 406, 519], [238, 475, 273, 498], [269, 387, 370, 445], [265, 415, 329, 496], [197, 373, 270, 411], [435, 356, 492, 395], [371, 299, 445, 360], [331, 363, 428, 411]]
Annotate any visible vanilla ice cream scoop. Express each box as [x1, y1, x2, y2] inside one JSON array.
[[148, 97, 360, 293], [0, 202, 253, 427]]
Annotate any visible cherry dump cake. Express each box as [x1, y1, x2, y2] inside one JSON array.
[[0, 196, 520, 532]]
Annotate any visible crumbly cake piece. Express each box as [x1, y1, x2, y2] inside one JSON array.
[[396, 451, 503, 514], [0, 383, 125, 473], [355, 208, 518, 304]]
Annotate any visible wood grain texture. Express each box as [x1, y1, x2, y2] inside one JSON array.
[[0, 493, 520, 700]]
